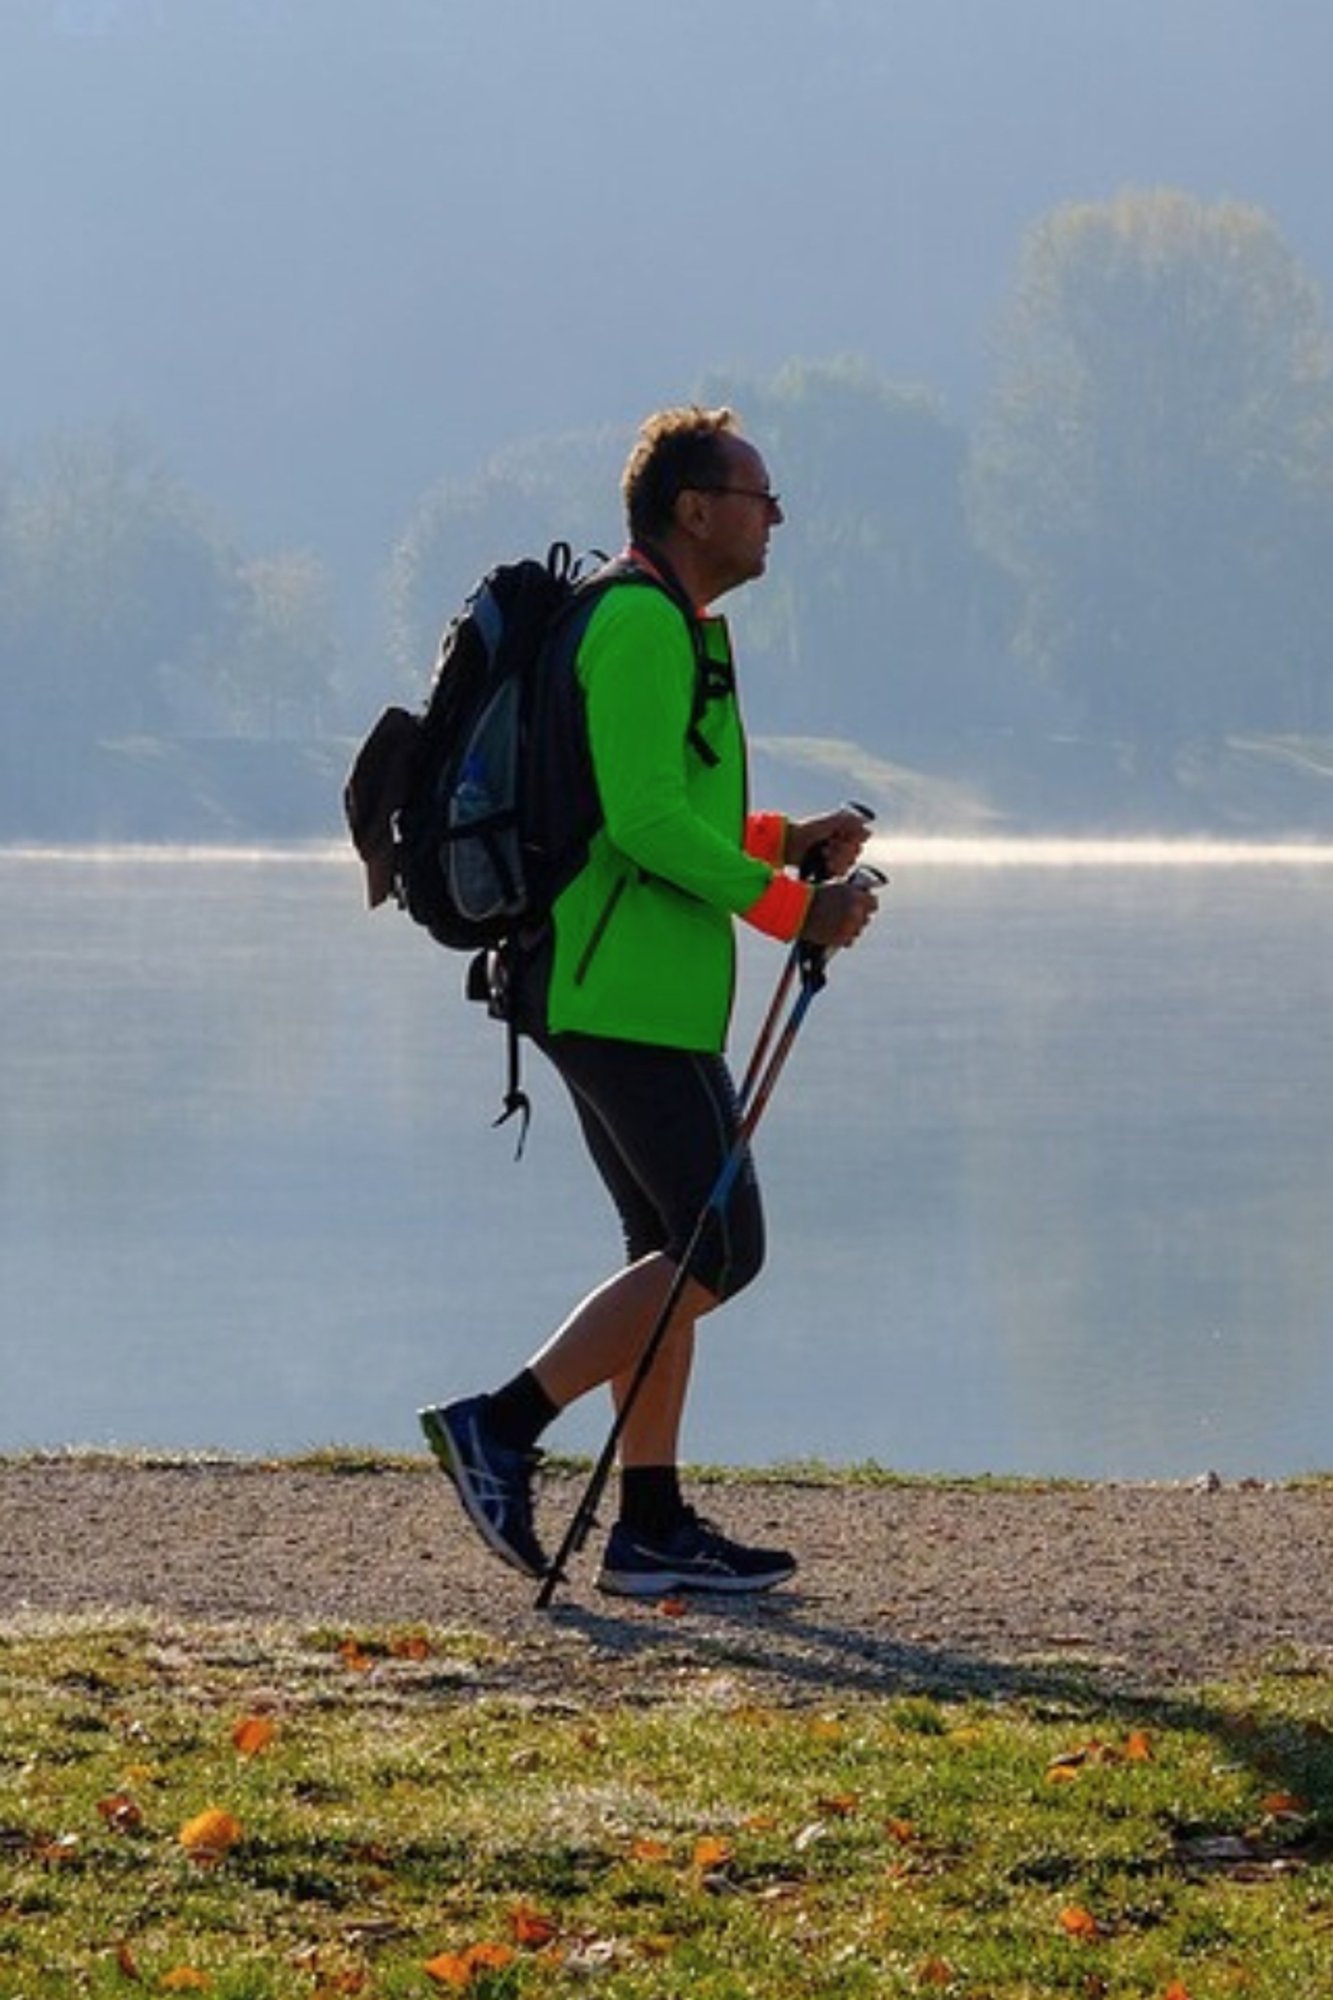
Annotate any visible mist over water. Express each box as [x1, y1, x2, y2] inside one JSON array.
[[4, 840, 1331, 1479], [878, 836, 1333, 868]]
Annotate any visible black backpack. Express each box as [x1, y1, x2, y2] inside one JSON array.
[[344, 543, 715, 1144], [346, 544, 600, 944]]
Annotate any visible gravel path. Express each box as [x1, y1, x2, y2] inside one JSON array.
[[3, 1461, 1332, 1705]]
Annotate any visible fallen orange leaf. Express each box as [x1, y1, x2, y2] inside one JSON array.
[[424, 1943, 516, 1988], [231, 1716, 276, 1757], [1161, 1983, 1192, 2000], [178, 1809, 242, 1865], [160, 1971, 212, 1992], [465, 1946, 515, 1972], [1260, 1791, 1306, 1816], [339, 1639, 375, 1673], [886, 1817, 918, 1844], [657, 1595, 689, 1618], [423, 1951, 475, 1989], [509, 1904, 558, 1948], [817, 1792, 859, 1816], [114, 1940, 142, 1982], [693, 1835, 733, 1870], [1059, 1905, 1101, 1939], [1124, 1729, 1154, 1761], [629, 1837, 671, 1863], [389, 1633, 432, 1660]]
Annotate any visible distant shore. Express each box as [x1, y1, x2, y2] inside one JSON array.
[[4, 727, 1332, 847]]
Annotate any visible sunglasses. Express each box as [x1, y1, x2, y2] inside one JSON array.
[[692, 485, 783, 515]]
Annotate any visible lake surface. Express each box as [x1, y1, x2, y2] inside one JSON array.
[[3, 839, 1331, 1479]]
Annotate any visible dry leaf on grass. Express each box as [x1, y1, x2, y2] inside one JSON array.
[[178, 1809, 242, 1866], [424, 1942, 516, 1987], [389, 1633, 432, 1660], [231, 1716, 276, 1757], [692, 1835, 733, 1870], [509, 1904, 558, 1948]]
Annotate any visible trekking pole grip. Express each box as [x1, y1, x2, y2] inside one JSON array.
[[797, 800, 878, 981]]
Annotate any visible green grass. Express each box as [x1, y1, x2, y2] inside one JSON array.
[[0, 1445, 1270, 1490], [9, 1445, 1331, 1494], [2, 1617, 1332, 1997]]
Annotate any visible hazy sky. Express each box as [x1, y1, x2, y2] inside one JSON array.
[[6, 0, 1332, 580]]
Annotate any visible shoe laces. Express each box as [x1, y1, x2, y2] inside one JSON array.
[[675, 1506, 728, 1550]]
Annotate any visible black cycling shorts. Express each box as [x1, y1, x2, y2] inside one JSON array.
[[532, 1031, 765, 1303]]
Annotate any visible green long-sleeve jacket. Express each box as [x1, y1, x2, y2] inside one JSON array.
[[543, 575, 805, 1050]]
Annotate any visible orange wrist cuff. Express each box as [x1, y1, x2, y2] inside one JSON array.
[[744, 811, 787, 867], [742, 872, 811, 942]]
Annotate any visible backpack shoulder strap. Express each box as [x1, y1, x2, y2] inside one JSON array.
[[564, 549, 726, 768]]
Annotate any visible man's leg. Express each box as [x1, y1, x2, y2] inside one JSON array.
[[528, 1252, 712, 1463], [524, 1043, 791, 1593], [421, 1040, 788, 1588]]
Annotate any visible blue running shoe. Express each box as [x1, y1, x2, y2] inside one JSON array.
[[419, 1396, 548, 1580], [596, 1508, 796, 1597]]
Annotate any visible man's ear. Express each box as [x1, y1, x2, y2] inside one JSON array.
[[673, 488, 711, 540]]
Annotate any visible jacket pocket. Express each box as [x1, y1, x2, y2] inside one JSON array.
[[572, 873, 628, 987]]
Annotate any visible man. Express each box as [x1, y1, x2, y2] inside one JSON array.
[[419, 405, 877, 1596]]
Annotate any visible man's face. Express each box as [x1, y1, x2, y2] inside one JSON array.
[[697, 437, 783, 594]]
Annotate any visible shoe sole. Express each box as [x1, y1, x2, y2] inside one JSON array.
[[595, 1561, 796, 1598], [419, 1405, 546, 1582]]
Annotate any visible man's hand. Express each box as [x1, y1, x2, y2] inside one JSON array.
[[800, 875, 879, 950], [786, 807, 872, 880]]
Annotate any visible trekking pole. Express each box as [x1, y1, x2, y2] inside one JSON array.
[[535, 854, 885, 1611], [533, 946, 824, 1610]]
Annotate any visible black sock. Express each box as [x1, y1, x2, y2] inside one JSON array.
[[619, 1465, 685, 1542], [485, 1369, 558, 1453]]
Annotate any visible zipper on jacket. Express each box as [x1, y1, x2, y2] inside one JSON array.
[[572, 874, 628, 986]]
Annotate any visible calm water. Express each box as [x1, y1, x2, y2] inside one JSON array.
[[3, 840, 1332, 1479]]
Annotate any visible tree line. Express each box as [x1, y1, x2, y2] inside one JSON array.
[[5, 188, 1333, 837]]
